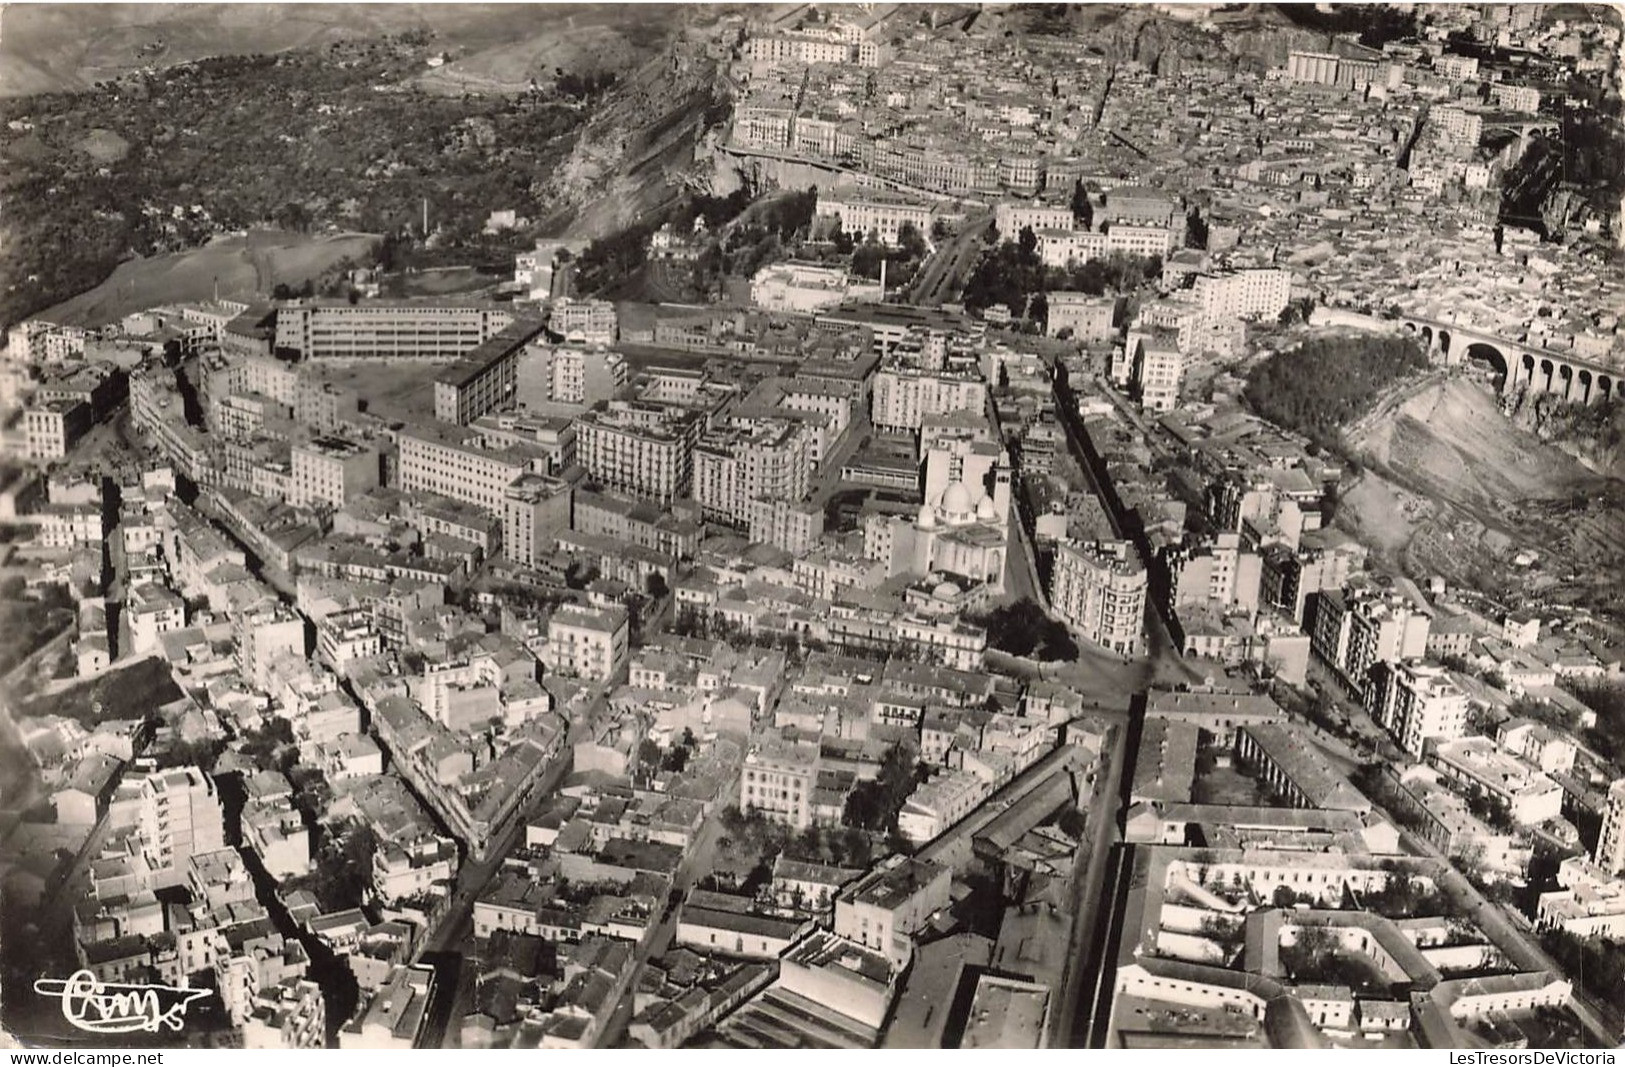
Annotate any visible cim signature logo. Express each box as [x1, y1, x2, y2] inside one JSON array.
[[34, 970, 210, 1034]]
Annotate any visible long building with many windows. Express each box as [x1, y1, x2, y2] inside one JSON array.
[[432, 316, 546, 425], [273, 302, 513, 361], [396, 424, 549, 513]]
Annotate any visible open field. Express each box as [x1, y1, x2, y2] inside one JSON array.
[[307, 360, 447, 425], [39, 230, 380, 328]]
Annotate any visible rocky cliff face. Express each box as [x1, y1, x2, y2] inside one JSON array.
[[542, 37, 732, 240]]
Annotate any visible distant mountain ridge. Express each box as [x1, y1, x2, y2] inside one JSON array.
[[0, 4, 682, 97]]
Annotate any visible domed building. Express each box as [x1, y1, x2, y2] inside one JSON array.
[[864, 472, 1011, 594]]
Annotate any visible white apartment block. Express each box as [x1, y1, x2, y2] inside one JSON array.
[[1037, 229, 1108, 268], [544, 606, 629, 682], [872, 367, 986, 433], [135, 766, 227, 889], [127, 582, 186, 657], [747, 497, 824, 556], [24, 399, 93, 461], [692, 420, 814, 525], [397, 426, 531, 513], [548, 299, 617, 346], [289, 437, 378, 510], [1105, 223, 1180, 259], [741, 733, 821, 831], [1193, 269, 1291, 322], [1050, 539, 1147, 656], [501, 473, 572, 570], [574, 403, 700, 506], [1596, 779, 1625, 876], [899, 770, 989, 843], [1433, 105, 1484, 147], [1366, 659, 1469, 758], [1428, 737, 1563, 826], [1130, 335, 1184, 413]]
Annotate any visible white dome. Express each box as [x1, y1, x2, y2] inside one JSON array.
[[940, 481, 974, 519], [917, 504, 937, 529], [934, 580, 961, 599], [976, 495, 999, 522]]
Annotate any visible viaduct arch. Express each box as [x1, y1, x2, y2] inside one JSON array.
[[1399, 317, 1617, 406]]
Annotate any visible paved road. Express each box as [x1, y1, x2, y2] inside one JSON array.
[[907, 213, 992, 306], [1051, 714, 1128, 1047]]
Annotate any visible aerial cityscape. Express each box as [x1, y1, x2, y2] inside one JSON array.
[[1, 0, 1623, 1052]]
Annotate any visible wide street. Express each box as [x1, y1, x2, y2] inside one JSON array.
[[906, 213, 992, 306], [1051, 713, 1129, 1048]]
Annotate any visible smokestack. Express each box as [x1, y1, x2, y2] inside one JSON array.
[[422, 198, 429, 238], [880, 258, 887, 300]]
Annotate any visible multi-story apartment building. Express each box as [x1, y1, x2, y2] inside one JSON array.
[[1596, 779, 1625, 876], [135, 766, 228, 889], [501, 473, 573, 569], [1046, 293, 1118, 342], [1036, 229, 1109, 268], [833, 855, 951, 968], [547, 299, 618, 346], [289, 436, 379, 510], [1365, 660, 1469, 758], [515, 344, 627, 409], [432, 317, 545, 425], [871, 365, 986, 433], [273, 302, 512, 361], [1432, 105, 1484, 147], [1428, 737, 1564, 826], [747, 497, 824, 556], [397, 424, 542, 513], [127, 582, 186, 657], [1311, 587, 1431, 696], [741, 731, 822, 831], [234, 605, 307, 692], [691, 419, 814, 526], [1129, 334, 1184, 413], [1105, 222, 1180, 259], [573, 489, 701, 560], [1167, 531, 1263, 619], [574, 402, 702, 506], [1050, 539, 1147, 656], [24, 398, 93, 461], [544, 606, 629, 682], [1192, 269, 1292, 322]]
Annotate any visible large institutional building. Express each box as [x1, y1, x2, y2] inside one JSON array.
[[274, 302, 514, 361]]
